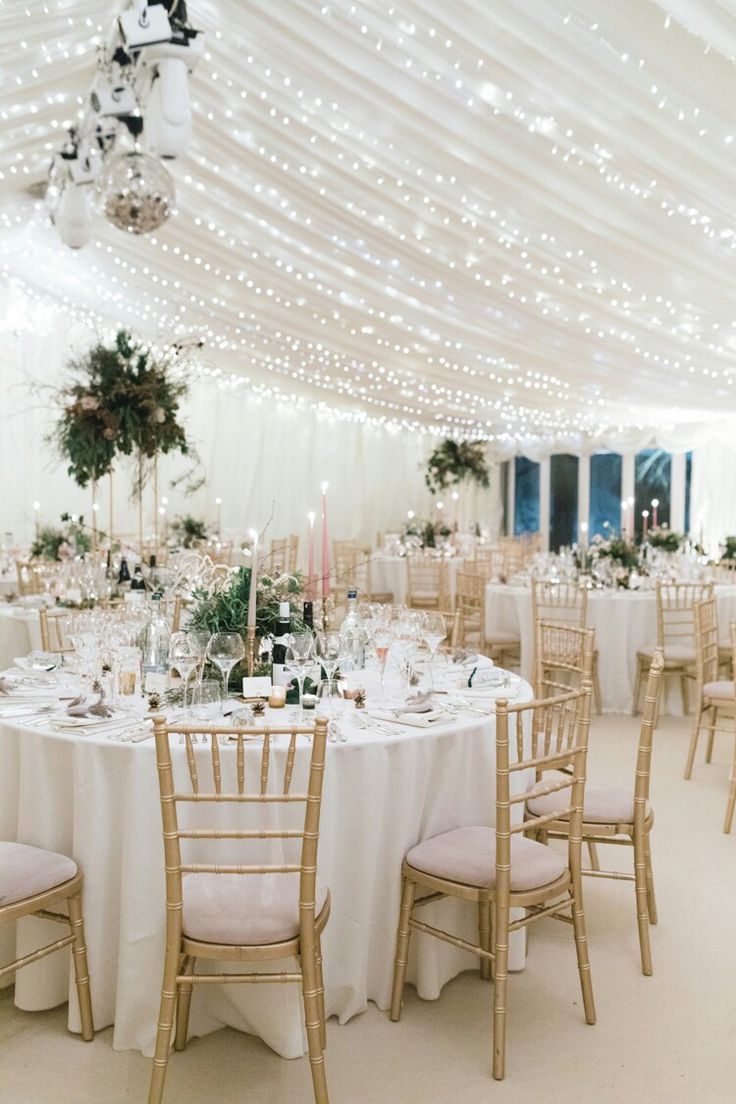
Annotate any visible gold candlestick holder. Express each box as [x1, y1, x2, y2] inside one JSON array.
[[246, 625, 257, 677]]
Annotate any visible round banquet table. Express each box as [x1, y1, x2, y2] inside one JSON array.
[[0, 675, 533, 1058], [485, 582, 736, 714], [369, 554, 467, 606], [0, 605, 42, 670]]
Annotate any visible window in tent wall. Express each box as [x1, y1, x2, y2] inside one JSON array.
[[589, 452, 622, 538], [514, 457, 540, 536], [501, 460, 510, 536], [685, 451, 692, 536], [549, 454, 579, 551], [635, 448, 671, 539]]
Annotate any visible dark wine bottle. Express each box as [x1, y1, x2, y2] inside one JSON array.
[[117, 557, 131, 585], [271, 601, 291, 686], [303, 600, 314, 630], [130, 564, 146, 591]]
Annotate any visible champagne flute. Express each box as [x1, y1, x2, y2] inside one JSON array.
[[374, 629, 392, 704], [207, 632, 245, 711], [420, 611, 447, 689]]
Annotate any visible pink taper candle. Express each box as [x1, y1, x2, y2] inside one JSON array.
[[321, 482, 330, 599], [642, 510, 649, 540], [651, 498, 659, 528], [307, 511, 316, 599]]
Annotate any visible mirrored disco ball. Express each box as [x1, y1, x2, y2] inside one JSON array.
[[96, 150, 174, 234]]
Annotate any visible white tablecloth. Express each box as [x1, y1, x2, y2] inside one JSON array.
[[370, 555, 466, 606], [0, 674, 533, 1058], [485, 583, 736, 714], [0, 606, 42, 669]]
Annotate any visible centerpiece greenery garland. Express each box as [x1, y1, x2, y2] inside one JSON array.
[[424, 438, 490, 495]]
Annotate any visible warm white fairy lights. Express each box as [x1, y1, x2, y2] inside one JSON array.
[[2, 0, 736, 448]]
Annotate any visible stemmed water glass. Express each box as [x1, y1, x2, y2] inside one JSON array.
[[420, 611, 446, 689], [391, 617, 420, 697], [373, 628, 392, 703], [169, 632, 200, 716], [207, 631, 245, 711], [186, 630, 212, 687], [285, 631, 317, 718], [316, 631, 343, 695]]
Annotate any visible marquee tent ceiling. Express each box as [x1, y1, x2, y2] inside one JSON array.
[[2, 0, 736, 450]]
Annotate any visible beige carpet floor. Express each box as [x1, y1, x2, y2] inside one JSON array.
[[1, 710, 735, 1103]]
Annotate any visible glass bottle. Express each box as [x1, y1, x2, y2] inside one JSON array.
[[140, 595, 171, 694]]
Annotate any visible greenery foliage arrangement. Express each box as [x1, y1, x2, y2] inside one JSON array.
[[722, 536, 736, 561], [424, 438, 490, 495], [30, 513, 92, 560], [647, 525, 682, 552], [50, 329, 191, 488], [590, 535, 640, 569], [170, 515, 209, 548], [403, 517, 452, 549]]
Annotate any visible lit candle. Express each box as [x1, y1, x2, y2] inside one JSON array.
[[321, 482, 330, 599], [642, 509, 649, 540], [651, 498, 659, 528], [620, 500, 628, 539], [159, 506, 167, 546], [247, 528, 259, 629], [215, 497, 222, 538], [307, 511, 316, 598], [580, 520, 588, 552], [407, 510, 415, 521]]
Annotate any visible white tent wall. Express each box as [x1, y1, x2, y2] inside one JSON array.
[[0, 321, 503, 556], [690, 440, 736, 553]]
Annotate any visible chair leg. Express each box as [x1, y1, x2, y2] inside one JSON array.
[[644, 835, 657, 925], [478, 900, 491, 980], [315, 933, 327, 1051], [174, 955, 195, 1051], [148, 940, 181, 1104], [390, 877, 416, 1021], [633, 832, 653, 976], [67, 891, 94, 1042], [587, 841, 601, 871], [723, 737, 736, 834], [491, 898, 510, 1081], [631, 658, 644, 716], [570, 876, 596, 1026], [593, 654, 602, 715], [301, 938, 329, 1104], [684, 702, 705, 780], [706, 708, 718, 763], [680, 672, 690, 716]]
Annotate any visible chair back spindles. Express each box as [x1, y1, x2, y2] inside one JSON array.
[[38, 608, 74, 655], [634, 650, 664, 822], [693, 595, 719, 688], [534, 621, 594, 698], [657, 581, 713, 652], [406, 560, 447, 609]]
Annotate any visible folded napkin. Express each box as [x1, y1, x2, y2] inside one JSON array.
[[367, 707, 449, 728]]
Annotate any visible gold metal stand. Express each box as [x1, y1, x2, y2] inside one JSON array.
[[246, 625, 257, 677]]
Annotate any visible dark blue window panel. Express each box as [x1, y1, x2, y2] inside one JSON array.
[[590, 452, 622, 538], [635, 448, 671, 539], [685, 451, 692, 536], [501, 460, 510, 536], [514, 456, 540, 536], [549, 454, 579, 551]]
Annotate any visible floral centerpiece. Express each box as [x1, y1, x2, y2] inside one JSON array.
[[646, 524, 682, 552], [588, 534, 642, 589], [402, 517, 452, 551], [187, 566, 305, 687], [31, 513, 92, 561], [170, 515, 209, 549], [49, 329, 194, 489], [424, 438, 490, 495], [722, 537, 736, 561]]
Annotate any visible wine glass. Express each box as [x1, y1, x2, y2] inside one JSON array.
[[170, 631, 200, 715], [187, 630, 212, 685], [207, 632, 245, 710], [420, 611, 447, 689], [391, 618, 420, 697], [373, 628, 392, 703], [285, 631, 317, 718], [316, 631, 342, 694]]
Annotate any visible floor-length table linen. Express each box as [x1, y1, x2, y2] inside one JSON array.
[[0, 684, 532, 1059], [485, 583, 736, 713], [0, 606, 41, 669]]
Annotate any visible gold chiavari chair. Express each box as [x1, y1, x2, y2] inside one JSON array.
[[532, 580, 602, 712], [529, 651, 664, 975], [724, 623, 736, 834], [534, 620, 595, 699], [38, 608, 74, 655], [269, 537, 290, 573], [0, 841, 94, 1041], [148, 716, 331, 1104], [683, 597, 736, 787], [332, 538, 357, 565], [406, 559, 447, 610], [456, 570, 520, 666], [288, 534, 300, 574], [16, 560, 41, 596], [333, 545, 393, 603], [632, 581, 713, 716], [390, 670, 595, 1080]]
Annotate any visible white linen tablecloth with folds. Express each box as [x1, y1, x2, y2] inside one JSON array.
[[485, 583, 736, 714], [0, 680, 533, 1059]]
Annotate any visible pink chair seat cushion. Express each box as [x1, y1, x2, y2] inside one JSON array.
[[405, 826, 566, 892], [182, 872, 328, 946], [0, 841, 77, 907], [703, 680, 736, 701], [526, 772, 650, 824]]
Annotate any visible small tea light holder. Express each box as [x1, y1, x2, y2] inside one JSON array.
[[342, 687, 364, 701], [268, 685, 287, 708], [301, 693, 317, 711]]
